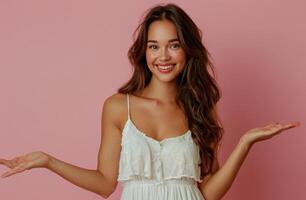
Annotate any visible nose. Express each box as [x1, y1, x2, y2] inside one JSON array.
[[159, 47, 170, 61]]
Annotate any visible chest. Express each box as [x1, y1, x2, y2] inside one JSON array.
[[129, 102, 189, 142], [118, 119, 202, 182], [121, 119, 200, 168]]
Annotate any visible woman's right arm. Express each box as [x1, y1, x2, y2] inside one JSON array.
[[0, 94, 124, 199]]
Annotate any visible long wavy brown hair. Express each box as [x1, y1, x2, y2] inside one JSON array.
[[118, 3, 224, 180]]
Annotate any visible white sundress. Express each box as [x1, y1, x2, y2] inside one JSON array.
[[117, 93, 205, 200]]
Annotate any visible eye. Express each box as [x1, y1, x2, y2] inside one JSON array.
[[148, 44, 158, 50], [170, 43, 181, 49]]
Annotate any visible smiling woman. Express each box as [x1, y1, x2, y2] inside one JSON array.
[[118, 4, 224, 188], [0, 3, 300, 200], [146, 20, 186, 80]]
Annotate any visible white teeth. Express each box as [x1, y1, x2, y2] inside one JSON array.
[[157, 64, 175, 70]]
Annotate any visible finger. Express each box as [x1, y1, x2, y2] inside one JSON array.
[[270, 122, 300, 135], [1, 169, 19, 178], [1, 170, 16, 178], [0, 159, 15, 169], [0, 158, 8, 164], [265, 124, 284, 135], [267, 121, 300, 130], [11, 157, 22, 164], [291, 121, 300, 127], [263, 122, 280, 129], [6, 157, 24, 167], [262, 122, 281, 131], [1, 163, 28, 178], [282, 121, 300, 130]]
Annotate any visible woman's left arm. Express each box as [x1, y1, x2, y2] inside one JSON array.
[[198, 121, 300, 200]]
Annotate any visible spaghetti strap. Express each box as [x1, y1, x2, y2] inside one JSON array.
[[126, 93, 131, 120], [118, 93, 203, 200]]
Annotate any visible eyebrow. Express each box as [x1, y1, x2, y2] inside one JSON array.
[[147, 38, 179, 43]]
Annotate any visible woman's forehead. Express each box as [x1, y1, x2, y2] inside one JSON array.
[[147, 20, 178, 43]]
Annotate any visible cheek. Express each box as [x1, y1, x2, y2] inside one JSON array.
[[145, 51, 154, 64], [173, 51, 186, 63]]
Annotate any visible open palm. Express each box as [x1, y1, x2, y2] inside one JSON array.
[[243, 121, 300, 146], [0, 151, 49, 178]]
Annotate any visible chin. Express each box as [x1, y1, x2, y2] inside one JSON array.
[[153, 74, 180, 83]]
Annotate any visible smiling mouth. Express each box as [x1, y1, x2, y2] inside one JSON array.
[[155, 64, 176, 73]]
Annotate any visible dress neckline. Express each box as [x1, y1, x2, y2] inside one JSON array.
[[126, 118, 191, 144]]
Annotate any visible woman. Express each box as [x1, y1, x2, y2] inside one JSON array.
[[0, 3, 300, 200]]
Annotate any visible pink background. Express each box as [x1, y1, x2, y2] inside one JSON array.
[[1, 0, 305, 199]]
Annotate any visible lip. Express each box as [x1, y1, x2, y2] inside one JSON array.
[[155, 64, 176, 73], [156, 63, 175, 66]]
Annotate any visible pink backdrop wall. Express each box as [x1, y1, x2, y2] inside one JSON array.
[[1, 0, 305, 199]]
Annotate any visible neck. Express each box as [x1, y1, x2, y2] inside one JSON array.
[[138, 79, 178, 104]]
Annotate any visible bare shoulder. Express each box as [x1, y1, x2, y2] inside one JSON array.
[[103, 93, 126, 109], [102, 93, 127, 130]]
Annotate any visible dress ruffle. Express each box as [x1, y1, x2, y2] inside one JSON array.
[[117, 120, 203, 183]]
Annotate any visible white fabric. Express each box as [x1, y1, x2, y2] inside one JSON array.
[[117, 93, 205, 200]]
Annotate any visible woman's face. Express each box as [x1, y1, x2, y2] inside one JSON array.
[[145, 19, 186, 83]]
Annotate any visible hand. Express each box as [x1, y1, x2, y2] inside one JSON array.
[[241, 121, 301, 146], [0, 151, 50, 178]]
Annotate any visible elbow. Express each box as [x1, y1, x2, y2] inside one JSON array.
[[99, 185, 117, 199], [204, 194, 223, 200], [100, 193, 110, 199], [202, 194, 220, 200], [100, 191, 111, 199], [201, 189, 222, 200]]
